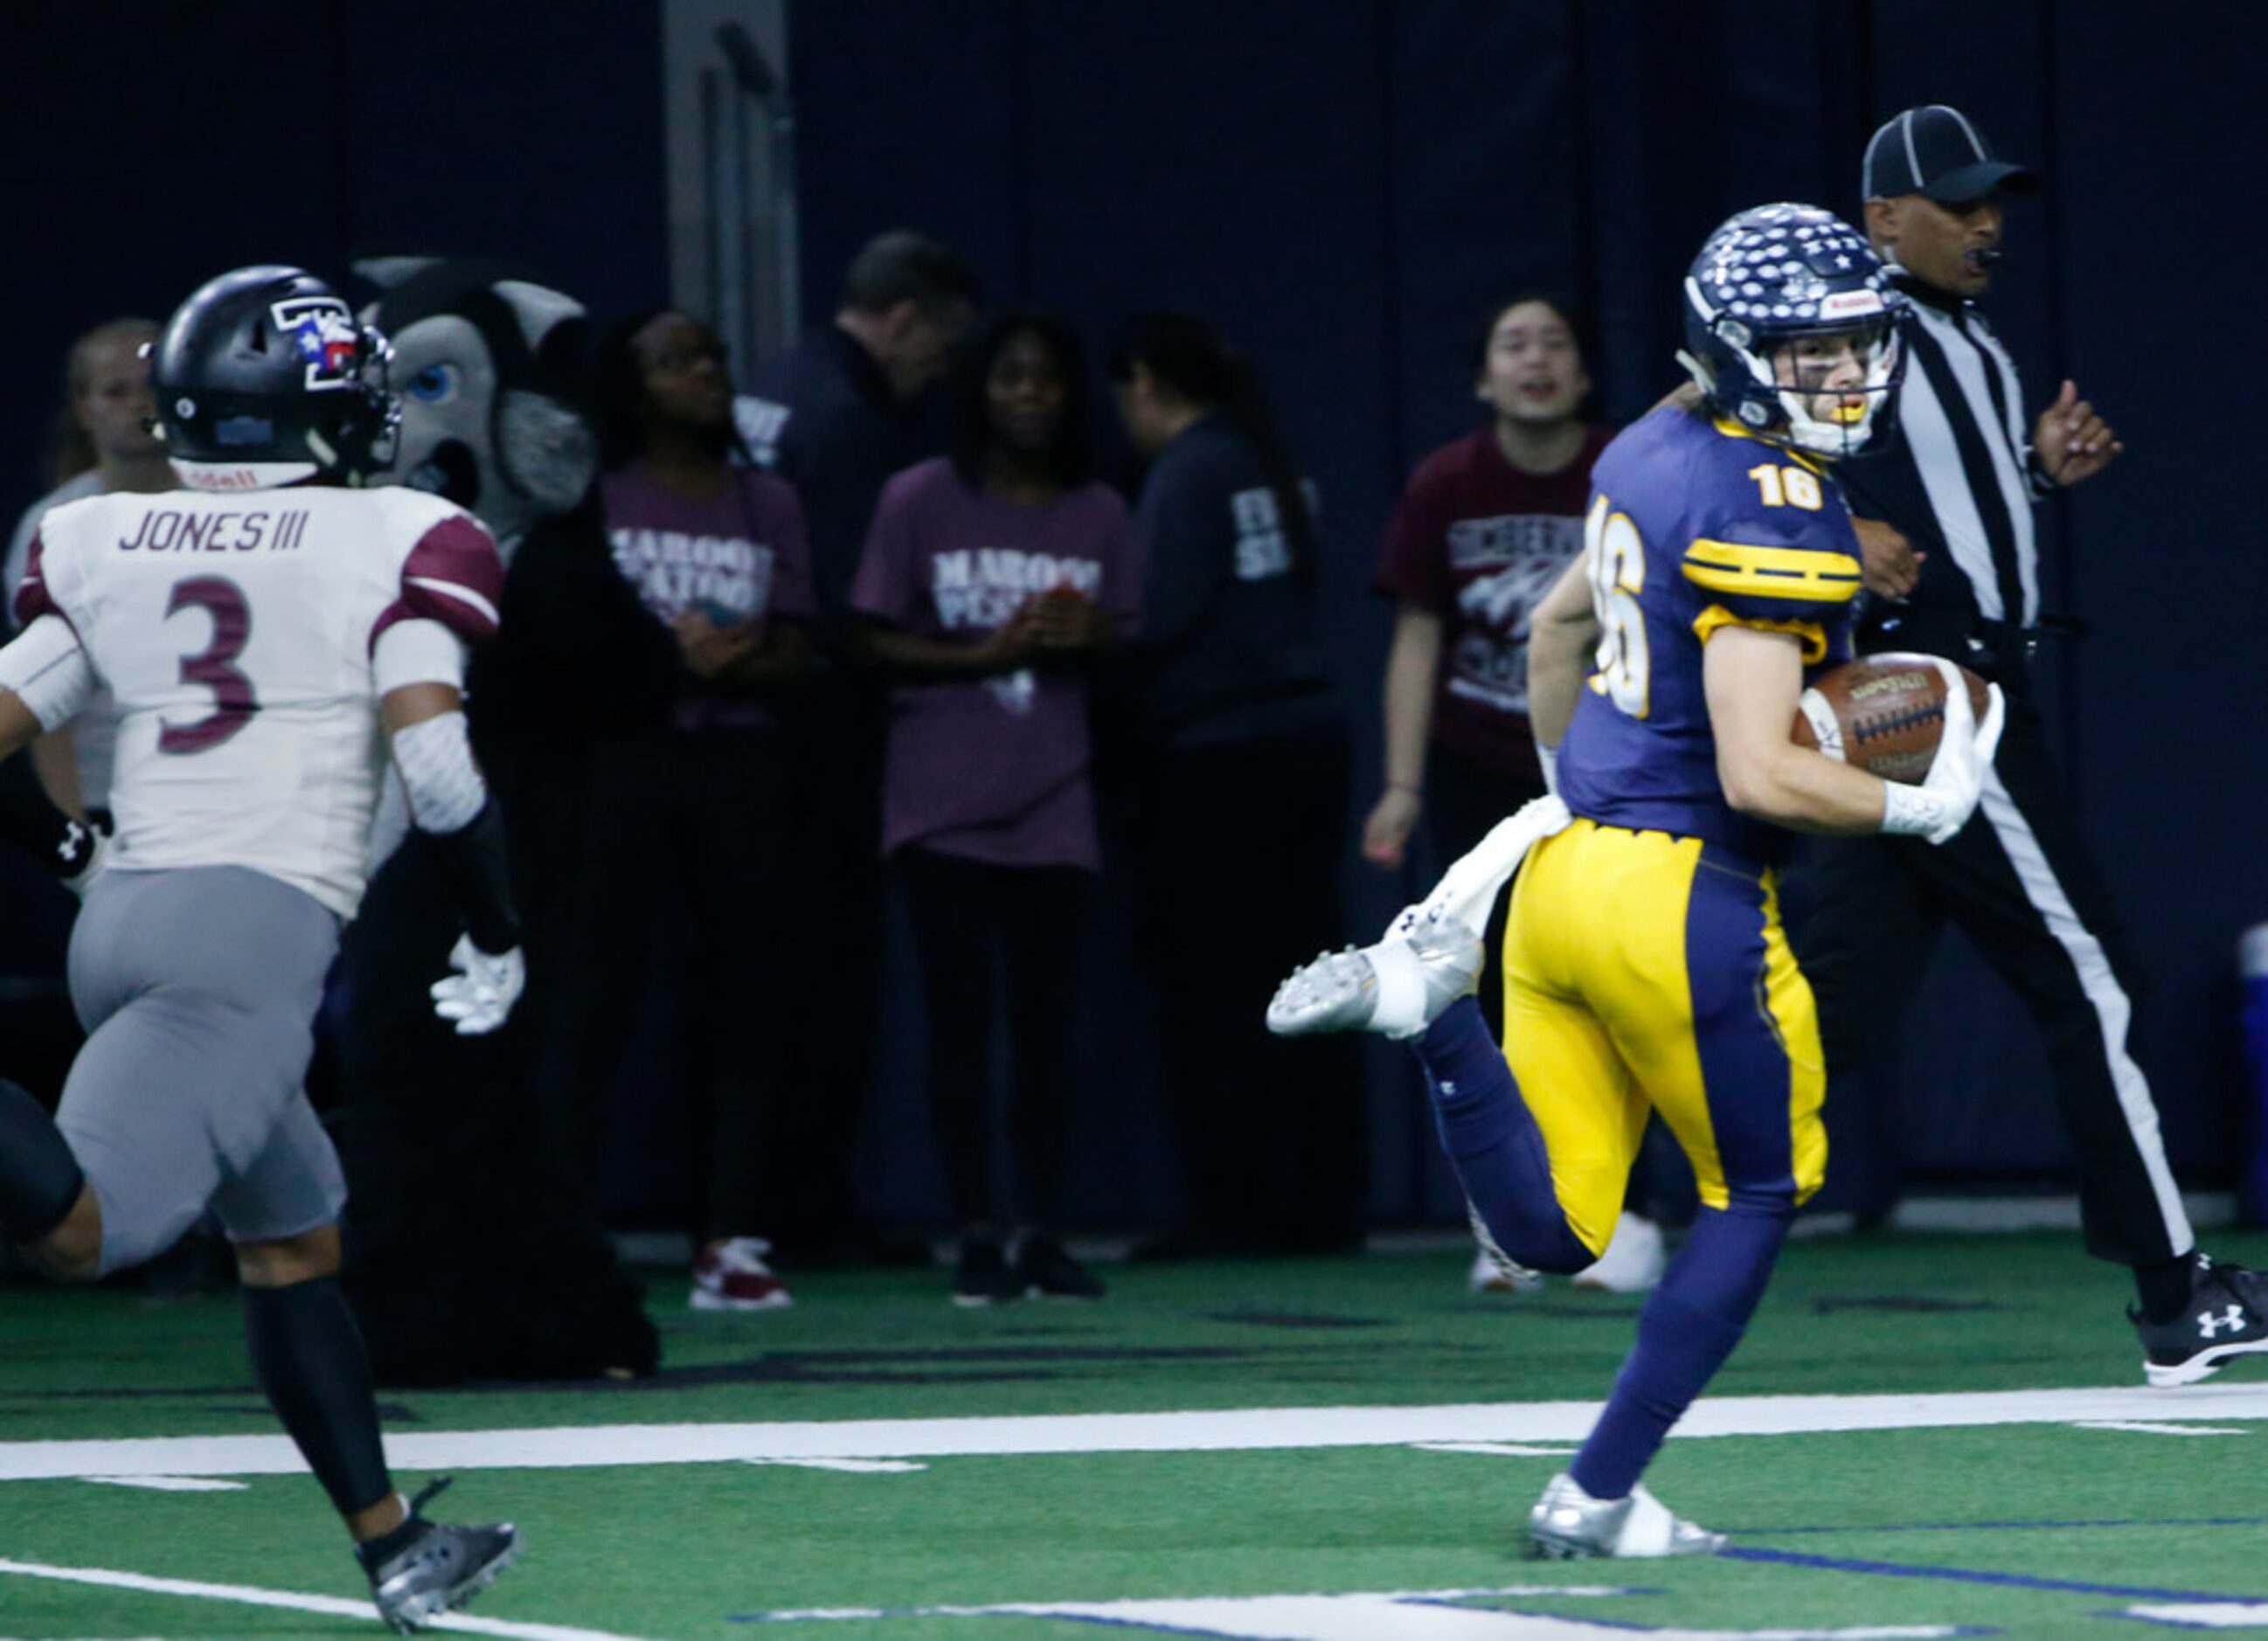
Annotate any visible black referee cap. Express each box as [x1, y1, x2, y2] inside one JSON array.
[[1862, 105, 2038, 203]]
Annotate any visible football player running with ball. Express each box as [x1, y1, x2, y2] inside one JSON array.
[[0, 267, 521, 1630], [1273, 205, 2005, 1556]]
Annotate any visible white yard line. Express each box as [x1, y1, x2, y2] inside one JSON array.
[[80, 1475, 246, 1492], [741, 1457, 928, 1472], [2, 1383, 2264, 1484], [2071, 1420, 2248, 1437], [747, 1589, 1965, 1638], [2123, 1605, 2268, 1630], [0, 1555, 654, 1641]]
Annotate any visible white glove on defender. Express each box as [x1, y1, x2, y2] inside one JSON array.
[[1879, 658, 2007, 845], [430, 934, 526, 1035]]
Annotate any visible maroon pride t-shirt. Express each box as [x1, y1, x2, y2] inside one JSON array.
[[850, 457, 1137, 869], [1372, 424, 1613, 779], [601, 464, 816, 730]]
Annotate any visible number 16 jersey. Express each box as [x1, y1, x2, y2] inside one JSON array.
[[1556, 402, 1864, 863], [16, 486, 503, 918]]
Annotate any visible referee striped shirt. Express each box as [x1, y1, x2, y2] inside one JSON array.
[[1835, 271, 2054, 660]]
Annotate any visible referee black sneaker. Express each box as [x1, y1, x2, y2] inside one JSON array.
[[2133, 1257, 2268, 1388], [357, 1477, 519, 1634], [1012, 1231, 1106, 1299], [950, 1231, 1021, 1306]]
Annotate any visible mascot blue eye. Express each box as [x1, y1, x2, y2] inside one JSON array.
[[406, 364, 459, 403]]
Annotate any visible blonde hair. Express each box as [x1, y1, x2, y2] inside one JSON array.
[[48, 317, 160, 487]]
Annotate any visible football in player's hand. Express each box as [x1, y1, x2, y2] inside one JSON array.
[[1791, 654, 1992, 784]]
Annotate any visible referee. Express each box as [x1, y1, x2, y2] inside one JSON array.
[[1793, 104, 2268, 1387]]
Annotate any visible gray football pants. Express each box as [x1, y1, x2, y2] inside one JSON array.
[[59, 866, 345, 1276]]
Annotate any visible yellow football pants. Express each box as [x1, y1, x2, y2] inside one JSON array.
[[1500, 818, 1828, 1256]]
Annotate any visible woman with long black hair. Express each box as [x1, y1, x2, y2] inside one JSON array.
[[1108, 311, 1363, 1257], [850, 312, 1137, 1303], [542, 308, 815, 1311]]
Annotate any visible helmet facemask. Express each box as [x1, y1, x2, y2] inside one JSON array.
[[1757, 312, 1898, 458], [1682, 289, 1900, 460], [1680, 204, 1904, 460]]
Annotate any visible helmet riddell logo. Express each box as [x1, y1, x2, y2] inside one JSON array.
[[179, 467, 265, 491], [273, 296, 360, 391], [1819, 289, 1886, 321]]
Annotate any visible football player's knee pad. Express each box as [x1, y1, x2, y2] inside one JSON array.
[[0, 1077, 86, 1246]]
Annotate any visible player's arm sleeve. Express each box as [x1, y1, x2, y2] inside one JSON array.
[[387, 703, 520, 956], [1678, 511, 1862, 663], [0, 747, 101, 879], [0, 614, 95, 732]]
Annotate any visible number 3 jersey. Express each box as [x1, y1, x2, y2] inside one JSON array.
[[6, 486, 502, 918], [1556, 402, 1863, 862]]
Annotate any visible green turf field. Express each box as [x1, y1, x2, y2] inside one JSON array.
[[3, 1229, 2265, 1638]]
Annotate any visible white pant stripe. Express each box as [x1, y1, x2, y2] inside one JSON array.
[[1978, 765, 2192, 1252]]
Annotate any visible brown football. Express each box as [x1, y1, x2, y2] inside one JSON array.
[[1790, 654, 1991, 784]]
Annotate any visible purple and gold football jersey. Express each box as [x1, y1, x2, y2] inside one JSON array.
[[1556, 401, 1862, 862]]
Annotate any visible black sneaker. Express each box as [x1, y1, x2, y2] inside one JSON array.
[[951, 1232, 1020, 1307], [1011, 1231, 1106, 1299], [357, 1477, 518, 1634], [2133, 1257, 2268, 1387]]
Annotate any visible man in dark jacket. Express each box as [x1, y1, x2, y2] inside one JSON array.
[[735, 232, 981, 1264]]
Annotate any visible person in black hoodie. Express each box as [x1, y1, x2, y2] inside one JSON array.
[[1109, 311, 1363, 1257], [732, 232, 981, 1266]]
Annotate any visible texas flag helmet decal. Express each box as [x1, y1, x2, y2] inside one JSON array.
[[273, 295, 360, 391]]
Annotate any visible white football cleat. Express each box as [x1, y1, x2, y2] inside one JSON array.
[[1527, 1471, 1724, 1560], [1571, 1212, 1666, 1293], [1266, 915, 1483, 1041], [1466, 1203, 1543, 1293]]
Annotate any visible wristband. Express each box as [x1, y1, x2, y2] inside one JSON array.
[[1537, 744, 1560, 795], [1879, 780, 1952, 838]]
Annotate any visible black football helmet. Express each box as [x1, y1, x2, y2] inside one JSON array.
[[1680, 204, 1901, 458], [149, 266, 400, 490]]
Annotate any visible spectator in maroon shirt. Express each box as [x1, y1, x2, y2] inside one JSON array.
[[1365, 294, 1668, 1297], [851, 314, 1136, 1305], [542, 309, 815, 1312], [1364, 294, 1608, 872]]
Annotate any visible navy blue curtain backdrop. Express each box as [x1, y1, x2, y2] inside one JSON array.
[[3, 2, 2262, 1228], [0, 2, 668, 501], [794, 0, 2268, 1223]]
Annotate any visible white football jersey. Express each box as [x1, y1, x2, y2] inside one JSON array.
[[16, 486, 501, 917]]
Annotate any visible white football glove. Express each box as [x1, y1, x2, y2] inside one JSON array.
[[430, 933, 526, 1035], [1880, 657, 2007, 845]]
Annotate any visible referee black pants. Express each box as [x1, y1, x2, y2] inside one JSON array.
[[1790, 692, 2192, 1268]]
